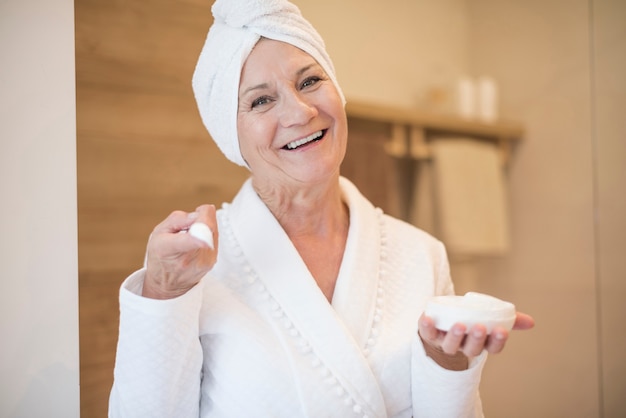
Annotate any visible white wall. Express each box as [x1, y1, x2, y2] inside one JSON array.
[[0, 0, 80, 417]]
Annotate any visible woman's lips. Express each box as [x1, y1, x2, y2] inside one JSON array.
[[283, 130, 326, 150]]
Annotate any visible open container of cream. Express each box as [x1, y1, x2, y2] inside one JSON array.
[[424, 292, 516, 333]]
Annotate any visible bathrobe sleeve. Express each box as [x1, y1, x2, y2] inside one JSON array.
[[108, 268, 205, 418], [410, 239, 487, 418], [411, 339, 487, 417]]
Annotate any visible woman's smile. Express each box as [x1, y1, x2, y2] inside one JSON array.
[[283, 129, 326, 150]]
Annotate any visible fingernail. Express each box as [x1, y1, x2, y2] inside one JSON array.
[[188, 212, 199, 220]]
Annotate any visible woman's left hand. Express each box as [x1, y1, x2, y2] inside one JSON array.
[[418, 312, 535, 368]]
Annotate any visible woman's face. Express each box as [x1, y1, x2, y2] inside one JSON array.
[[237, 38, 347, 186]]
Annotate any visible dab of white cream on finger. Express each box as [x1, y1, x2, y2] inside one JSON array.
[[188, 222, 214, 249]]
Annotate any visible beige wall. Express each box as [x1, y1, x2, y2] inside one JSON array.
[[467, 1, 625, 416], [299, 0, 471, 110], [297, 0, 625, 416], [593, 1, 626, 415], [467, 1, 598, 416], [1, 0, 79, 416]]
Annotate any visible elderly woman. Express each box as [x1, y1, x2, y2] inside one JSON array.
[[109, 0, 533, 417]]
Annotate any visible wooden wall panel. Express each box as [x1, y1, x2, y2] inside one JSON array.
[[342, 118, 413, 220], [75, 1, 249, 416]]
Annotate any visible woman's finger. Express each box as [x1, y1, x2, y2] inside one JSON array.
[[458, 324, 486, 357], [153, 210, 199, 236], [418, 314, 440, 344], [441, 323, 466, 355], [484, 327, 509, 354], [513, 312, 535, 330]]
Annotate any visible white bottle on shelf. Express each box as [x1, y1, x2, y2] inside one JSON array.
[[478, 76, 498, 123]]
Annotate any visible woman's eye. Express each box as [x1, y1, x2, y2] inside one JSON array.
[[301, 76, 322, 89], [251, 96, 272, 109]]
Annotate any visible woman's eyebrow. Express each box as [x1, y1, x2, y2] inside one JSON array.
[[241, 62, 321, 97], [296, 63, 318, 76], [241, 82, 269, 97]]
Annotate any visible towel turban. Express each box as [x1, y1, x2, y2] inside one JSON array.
[[192, 0, 346, 167]]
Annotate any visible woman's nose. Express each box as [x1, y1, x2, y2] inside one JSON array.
[[279, 91, 318, 127]]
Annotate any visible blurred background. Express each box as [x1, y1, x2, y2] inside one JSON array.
[[5, 0, 623, 417]]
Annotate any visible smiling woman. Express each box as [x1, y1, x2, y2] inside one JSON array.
[[237, 39, 348, 191], [77, 0, 626, 416], [106, 0, 533, 417]]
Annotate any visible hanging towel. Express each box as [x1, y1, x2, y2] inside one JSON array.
[[428, 138, 510, 257]]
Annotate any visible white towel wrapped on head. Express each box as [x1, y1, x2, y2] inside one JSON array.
[[192, 0, 345, 167]]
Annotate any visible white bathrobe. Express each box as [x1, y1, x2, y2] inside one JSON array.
[[109, 177, 486, 418]]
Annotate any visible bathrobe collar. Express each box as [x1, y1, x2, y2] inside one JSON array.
[[226, 176, 387, 417]]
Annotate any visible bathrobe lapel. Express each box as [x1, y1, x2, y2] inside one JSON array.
[[332, 178, 384, 352], [227, 178, 387, 418]]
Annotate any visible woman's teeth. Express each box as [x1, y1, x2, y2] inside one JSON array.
[[285, 131, 323, 150]]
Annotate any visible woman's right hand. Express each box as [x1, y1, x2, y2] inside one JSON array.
[[142, 204, 218, 299]]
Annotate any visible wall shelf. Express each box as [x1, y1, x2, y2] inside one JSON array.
[[345, 100, 524, 165]]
